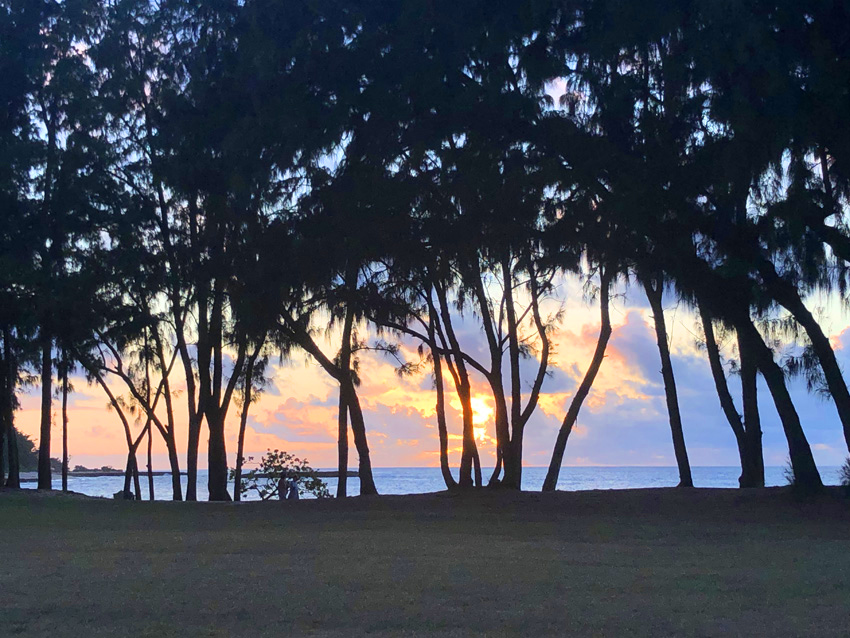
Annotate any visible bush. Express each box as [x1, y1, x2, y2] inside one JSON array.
[[231, 449, 330, 500]]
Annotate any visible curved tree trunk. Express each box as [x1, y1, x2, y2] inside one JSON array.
[[738, 318, 822, 492], [337, 290, 356, 498], [487, 385, 510, 489], [434, 281, 479, 487], [174, 301, 200, 502], [425, 290, 457, 489], [123, 448, 142, 500], [543, 269, 612, 491], [699, 306, 755, 487], [488, 447, 502, 486], [152, 331, 183, 501], [283, 313, 378, 497], [346, 385, 378, 495], [336, 384, 349, 498], [466, 267, 510, 488], [432, 350, 456, 490], [122, 423, 147, 500], [165, 436, 182, 501], [760, 266, 850, 455], [37, 332, 52, 490], [234, 364, 254, 503], [644, 277, 693, 487], [122, 453, 135, 498], [737, 330, 765, 487]]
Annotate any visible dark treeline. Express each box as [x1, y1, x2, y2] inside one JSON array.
[[1, 0, 848, 499]]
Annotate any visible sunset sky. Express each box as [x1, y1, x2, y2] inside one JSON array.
[[15, 276, 850, 471]]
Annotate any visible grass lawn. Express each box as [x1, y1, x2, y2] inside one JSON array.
[[1, 487, 849, 636]]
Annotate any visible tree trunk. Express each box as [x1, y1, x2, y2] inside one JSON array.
[[37, 332, 52, 490], [61, 351, 69, 492], [165, 434, 182, 501], [431, 348, 456, 490], [501, 255, 523, 490], [206, 407, 231, 501], [4, 328, 19, 489], [123, 449, 142, 500], [0, 357, 5, 485], [146, 419, 154, 501], [543, 269, 613, 491], [346, 384, 378, 495], [761, 267, 850, 455], [737, 330, 765, 487], [234, 358, 255, 503], [738, 318, 822, 492], [337, 286, 356, 498], [122, 452, 134, 497], [186, 416, 201, 501], [465, 266, 511, 488], [644, 277, 693, 487], [699, 306, 755, 487], [426, 290, 457, 489], [176, 334, 199, 500], [283, 313, 377, 496], [507, 429, 524, 489], [488, 447, 502, 486], [433, 281, 479, 487], [4, 406, 19, 489], [337, 384, 348, 498], [133, 452, 141, 500], [0, 420, 4, 486], [455, 379, 477, 488], [122, 424, 145, 500], [484, 368, 509, 487], [151, 330, 183, 501]]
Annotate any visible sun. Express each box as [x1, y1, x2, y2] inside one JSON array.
[[470, 396, 493, 441]]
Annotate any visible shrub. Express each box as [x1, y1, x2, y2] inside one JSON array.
[[231, 449, 330, 500]]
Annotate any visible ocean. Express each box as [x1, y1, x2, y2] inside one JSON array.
[[21, 465, 845, 501]]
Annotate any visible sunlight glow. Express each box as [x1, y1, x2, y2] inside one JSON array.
[[470, 396, 493, 425], [470, 396, 493, 442]]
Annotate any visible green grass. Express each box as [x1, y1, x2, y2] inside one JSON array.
[[1, 488, 849, 636]]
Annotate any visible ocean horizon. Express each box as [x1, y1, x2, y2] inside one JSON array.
[[21, 465, 845, 501]]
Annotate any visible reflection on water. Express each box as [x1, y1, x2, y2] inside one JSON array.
[[22, 466, 843, 501]]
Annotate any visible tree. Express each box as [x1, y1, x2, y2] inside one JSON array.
[[543, 265, 613, 491], [698, 306, 762, 488], [643, 273, 693, 488], [233, 343, 266, 502]]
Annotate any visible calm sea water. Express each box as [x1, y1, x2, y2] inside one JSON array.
[[22, 466, 844, 501]]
